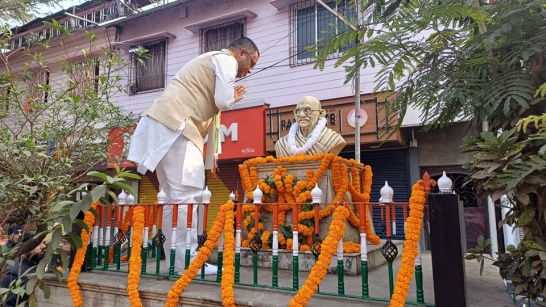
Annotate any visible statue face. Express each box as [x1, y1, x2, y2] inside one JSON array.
[[294, 99, 323, 130]]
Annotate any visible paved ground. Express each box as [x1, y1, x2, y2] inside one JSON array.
[[46, 251, 515, 307]]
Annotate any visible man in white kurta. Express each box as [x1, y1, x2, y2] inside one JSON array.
[[128, 37, 259, 276]]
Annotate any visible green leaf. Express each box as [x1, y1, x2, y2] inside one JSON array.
[[39, 282, 51, 299], [90, 185, 106, 202], [477, 235, 485, 246], [118, 171, 140, 180], [110, 181, 135, 196], [51, 201, 74, 212], [516, 208, 535, 227], [87, 171, 107, 181], [66, 231, 83, 249], [522, 240, 546, 252], [69, 201, 83, 220], [25, 276, 38, 295], [36, 257, 48, 279]]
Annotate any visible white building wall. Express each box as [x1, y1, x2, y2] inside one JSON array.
[[112, 0, 381, 115]]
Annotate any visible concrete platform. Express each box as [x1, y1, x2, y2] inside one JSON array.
[[207, 239, 403, 276], [36, 252, 515, 307]]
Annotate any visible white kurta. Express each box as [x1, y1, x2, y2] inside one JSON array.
[[126, 49, 239, 274]]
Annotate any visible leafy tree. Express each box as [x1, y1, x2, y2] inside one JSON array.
[[314, 0, 546, 302], [0, 1, 65, 26], [0, 21, 137, 304]]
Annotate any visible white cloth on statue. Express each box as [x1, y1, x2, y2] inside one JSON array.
[[154, 132, 203, 273]]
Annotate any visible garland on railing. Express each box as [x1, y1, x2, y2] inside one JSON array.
[[67, 201, 98, 307], [389, 180, 427, 307], [127, 205, 145, 307], [221, 205, 236, 307], [165, 200, 234, 307], [288, 205, 350, 307], [239, 154, 378, 252], [362, 165, 380, 244]]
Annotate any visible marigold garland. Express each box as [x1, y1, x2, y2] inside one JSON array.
[[221, 205, 236, 307], [127, 205, 145, 307], [389, 180, 427, 307], [165, 201, 234, 307], [288, 206, 350, 307], [67, 201, 98, 307], [239, 153, 379, 251]]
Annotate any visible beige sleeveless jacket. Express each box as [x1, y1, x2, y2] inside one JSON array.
[[142, 51, 225, 153]]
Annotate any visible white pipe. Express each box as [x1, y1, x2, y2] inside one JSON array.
[[500, 195, 516, 248], [487, 196, 499, 260]]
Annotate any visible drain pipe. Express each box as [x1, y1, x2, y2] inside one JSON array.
[[487, 197, 499, 260]]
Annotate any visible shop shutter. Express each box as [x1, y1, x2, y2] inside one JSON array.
[[342, 149, 410, 238], [138, 173, 159, 204], [205, 162, 245, 231], [205, 170, 232, 231]]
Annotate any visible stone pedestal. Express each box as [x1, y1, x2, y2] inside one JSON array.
[[243, 161, 371, 243]]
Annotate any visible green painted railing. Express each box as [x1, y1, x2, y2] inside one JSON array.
[[84, 199, 433, 307]]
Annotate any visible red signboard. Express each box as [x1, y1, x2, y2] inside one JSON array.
[[108, 105, 266, 168], [107, 127, 135, 168], [204, 105, 266, 160]]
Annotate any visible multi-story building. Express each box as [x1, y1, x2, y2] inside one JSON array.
[[3, 0, 491, 249]]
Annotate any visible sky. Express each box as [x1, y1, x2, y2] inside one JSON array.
[[39, 0, 87, 17]]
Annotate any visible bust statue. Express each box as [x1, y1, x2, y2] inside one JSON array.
[[275, 96, 346, 157]]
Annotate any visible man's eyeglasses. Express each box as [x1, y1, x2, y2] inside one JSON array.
[[243, 49, 256, 69], [293, 107, 321, 116]]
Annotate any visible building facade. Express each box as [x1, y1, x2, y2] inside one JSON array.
[[3, 0, 490, 249]]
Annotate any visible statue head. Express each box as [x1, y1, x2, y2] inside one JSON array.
[[293, 96, 326, 136]]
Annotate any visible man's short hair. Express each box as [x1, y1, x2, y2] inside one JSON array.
[[228, 37, 259, 56]]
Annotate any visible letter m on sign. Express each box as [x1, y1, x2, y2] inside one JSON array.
[[220, 123, 238, 142]]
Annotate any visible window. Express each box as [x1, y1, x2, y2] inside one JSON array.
[[0, 85, 10, 118], [72, 61, 99, 96], [129, 39, 167, 95], [200, 19, 246, 53], [24, 70, 49, 114], [290, 0, 356, 66]]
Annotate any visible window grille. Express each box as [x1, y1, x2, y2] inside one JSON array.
[[71, 61, 100, 96], [24, 70, 49, 114], [289, 0, 356, 66], [200, 19, 246, 53], [431, 173, 478, 208], [0, 86, 10, 118], [129, 39, 167, 95]]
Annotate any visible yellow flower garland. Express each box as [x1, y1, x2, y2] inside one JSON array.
[[389, 180, 427, 307], [165, 201, 234, 307], [67, 201, 98, 307], [221, 205, 236, 307], [288, 206, 350, 307], [127, 206, 145, 307]]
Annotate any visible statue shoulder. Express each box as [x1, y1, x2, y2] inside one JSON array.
[[318, 126, 346, 155], [275, 136, 290, 157]]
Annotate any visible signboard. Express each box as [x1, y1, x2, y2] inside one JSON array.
[[204, 105, 267, 160], [107, 127, 135, 168]]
